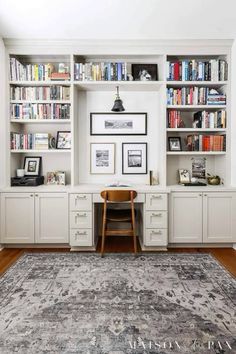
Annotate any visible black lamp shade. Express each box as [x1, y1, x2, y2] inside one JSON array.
[[111, 98, 125, 112]]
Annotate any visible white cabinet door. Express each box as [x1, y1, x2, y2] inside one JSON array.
[[35, 193, 68, 243], [169, 192, 203, 243], [203, 193, 236, 243], [1, 193, 34, 243]]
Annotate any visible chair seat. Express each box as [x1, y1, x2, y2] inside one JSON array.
[[106, 208, 137, 222]]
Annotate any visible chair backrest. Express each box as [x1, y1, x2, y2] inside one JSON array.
[[100, 190, 137, 202]]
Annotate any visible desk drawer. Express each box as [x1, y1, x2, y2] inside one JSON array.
[[146, 193, 167, 210], [145, 229, 168, 246], [70, 229, 93, 246], [145, 211, 167, 228], [70, 211, 92, 228], [70, 194, 92, 211], [93, 193, 145, 203]]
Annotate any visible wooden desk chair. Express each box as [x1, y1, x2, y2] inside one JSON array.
[[100, 190, 137, 257]]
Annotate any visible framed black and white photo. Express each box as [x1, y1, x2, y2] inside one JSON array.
[[122, 143, 147, 174], [56, 131, 71, 149], [90, 143, 115, 174], [132, 64, 158, 81], [168, 137, 182, 151], [90, 113, 147, 136], [23, 156, 41, 176], [179, 169, 191, 184]]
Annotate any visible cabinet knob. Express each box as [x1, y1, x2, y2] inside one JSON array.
[[199, 194, 202, 196], [30, 194, 33, 197], [35, 194, 38, 197], [204, 194, 207, 197]]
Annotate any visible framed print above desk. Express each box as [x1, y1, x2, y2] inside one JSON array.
[[90, 112, 147, 135]]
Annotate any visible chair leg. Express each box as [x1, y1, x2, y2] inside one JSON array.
[[101, 223, 106, 258], [131, 208, 137, 255]]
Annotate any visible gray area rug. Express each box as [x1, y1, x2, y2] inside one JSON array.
[[0, 253, 235, 354]]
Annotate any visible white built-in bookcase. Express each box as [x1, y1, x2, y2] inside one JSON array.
[[1, 40, 233, 189]]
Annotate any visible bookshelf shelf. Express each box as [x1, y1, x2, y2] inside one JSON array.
[[10, 100, 71, 104], [10, 149, 71, 154], [74, 80, 165, 91], [166, 105, 227, 110], [9, 81, 71, 86], [166, 81, 227, 87], [166, 128, 227, 132], [10, 119, 71, 124], [166, 151, 226, 155]]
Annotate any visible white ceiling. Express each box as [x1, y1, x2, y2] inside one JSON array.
[[0, 0, 236, 39]]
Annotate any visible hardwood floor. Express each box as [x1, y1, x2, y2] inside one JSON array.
[[0, 237, 235, 277]]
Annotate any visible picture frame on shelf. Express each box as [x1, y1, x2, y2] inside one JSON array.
[[131, 63, 158, 81], [23, 156, 42, 176], [168, 137, 182, 151], [90, 143, 115, 174], [178, 169, 191, 184], [122, 142, 147, 174], [90, 113, 147, 136], [47, 171, 66, 185], [56, 131, 71, 149]]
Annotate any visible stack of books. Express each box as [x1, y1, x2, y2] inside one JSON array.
[[167, 111, 182, 128], [11, 132, 50, 150], [11, 103, 70, 120], [74, 62, 128, 81], [166, 59, 228, 81], [193, 110, 226, 128], [186, 134, 226, 151], [11, 86, 70, 101], [167, 87, 226, 105]]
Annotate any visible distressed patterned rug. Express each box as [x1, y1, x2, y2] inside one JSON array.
[[0, 254, 235, 354]]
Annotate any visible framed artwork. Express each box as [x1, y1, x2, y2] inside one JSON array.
[[56, 131, 71, 149], [23, 156, 42, 176], [90, 143, 115, 174], [179, 169, 191, 184], [90, 113, 147, 136], [131, 63, 158, 81], [122, 142, 147, 174], [168, 137, 182, 151], [47, 171, 66, 185]]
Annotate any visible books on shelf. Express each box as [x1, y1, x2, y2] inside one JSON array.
[[74, 62, 128, 81], [167, 87, 226, 105], [193, 110, 226, 128], [11, 103, 70, 120], [9, 58, 70, 81], [167, 111, 182, 128], [11, 86, 70, 101], [166, 59, 228, 81], [11, 132, 50, 150], [186, 134, 226, 152]]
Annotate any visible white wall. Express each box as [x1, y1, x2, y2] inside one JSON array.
[[0, 37, 6, 187], [78, 90, 163, 185]]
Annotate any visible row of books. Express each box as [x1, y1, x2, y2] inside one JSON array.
[[186, 134, 226, 152], [167, 110, 226, 129], [74, 62, 128, 81], [10, 86, 70, 101], [166, 59, 228, 81], [193, 110, 226, 129], [11, 104, 70, 120], [167, 87, 226, 105], [9, 58, 70, 81], [11, 133, 50, 150]]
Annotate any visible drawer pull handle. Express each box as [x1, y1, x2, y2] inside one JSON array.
[[151, 213, 162, 217], [76, 231, 87, 236], [151, 195, 162, 199], [151, 230, 162, 235], [76, 195, 87, 199], [77, 213, 87, 217]]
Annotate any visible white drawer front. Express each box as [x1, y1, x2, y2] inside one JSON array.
[[145, 211, 167, 228], [146, 193, 167, 211], [70, 211, 92, 228], [93, 193, 145, 203], [145, 229, 168, 246], [70, 194, 92, 211], [70, 229, 93, 246]]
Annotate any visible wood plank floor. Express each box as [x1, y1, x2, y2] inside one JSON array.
[[0, 237, 235, 277]]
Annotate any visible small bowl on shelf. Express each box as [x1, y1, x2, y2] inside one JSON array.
[[207, 175, 221, 185]]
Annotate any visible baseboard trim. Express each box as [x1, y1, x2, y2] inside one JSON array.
[[3, 244, 70, 248], [168, 243, 235, 248]]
